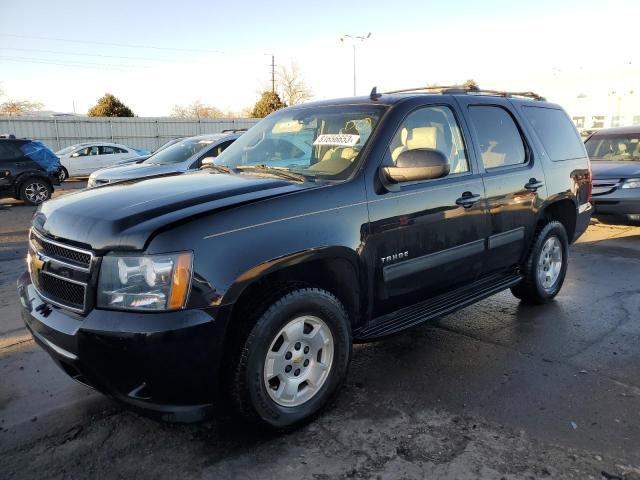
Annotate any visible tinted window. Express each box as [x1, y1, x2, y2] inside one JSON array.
[[388, 105, 469, 176], [468, 106, 526, 169], [523, 107, 585, 161], [115, 147, 128, 154], [208, 139, 235, 158], [0, 142, 24, 161]]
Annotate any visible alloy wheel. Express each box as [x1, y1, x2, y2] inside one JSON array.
[[263, 315, 334, 407]]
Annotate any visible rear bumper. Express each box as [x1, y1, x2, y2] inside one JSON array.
[[574, 202, 593, 242], [18, 271, 227, 422]]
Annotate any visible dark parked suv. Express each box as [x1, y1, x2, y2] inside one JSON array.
[[18, 87, 592, 428], [0, 136, 61, 205]]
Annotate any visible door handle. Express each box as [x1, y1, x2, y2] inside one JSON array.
[[455, 192, 481, 209], [525, 178, 545, 192]]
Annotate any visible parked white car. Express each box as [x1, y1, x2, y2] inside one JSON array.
[[56, 143, 145, 180]]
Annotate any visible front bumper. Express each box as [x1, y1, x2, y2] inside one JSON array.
[[592, 188, 640, 222], [18, 271, 227, 422]]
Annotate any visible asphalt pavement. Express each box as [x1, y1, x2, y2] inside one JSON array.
[[1, 186, 639, 479]]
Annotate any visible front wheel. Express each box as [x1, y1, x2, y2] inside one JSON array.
[[511, 221, 569, 304], [228, 288, 351, 430], [19, 178, 52, 205]]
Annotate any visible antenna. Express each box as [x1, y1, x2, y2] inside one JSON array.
[[369, 86, 381, 100]]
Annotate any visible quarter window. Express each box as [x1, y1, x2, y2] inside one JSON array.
[[523, 106, 586, 161], [468, 106, 526, 169], [388, 105, 470, 176]]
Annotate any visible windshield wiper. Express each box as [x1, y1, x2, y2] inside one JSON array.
[[201, 163, 235, 174], [236, 165, 307, 183]]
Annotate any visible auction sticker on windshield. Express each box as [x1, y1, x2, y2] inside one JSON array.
[[313, 134, 360, 147]]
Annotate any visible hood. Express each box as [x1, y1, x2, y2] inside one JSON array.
[[92, 162, 183, 182], [34, 171, 304, 251], [591, 161, 640, 179]]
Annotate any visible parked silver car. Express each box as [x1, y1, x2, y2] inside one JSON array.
[[87, 133, 242, 188]]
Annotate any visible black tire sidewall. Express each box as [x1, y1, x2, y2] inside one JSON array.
[[530, 222, 569, 301], [20, 178, 52, 205], [59, 168, 68, 182], [243, 290, 351, 429]]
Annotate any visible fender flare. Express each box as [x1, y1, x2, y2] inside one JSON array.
[[220, 245, 362, 307], [13, 171, 53, 193]]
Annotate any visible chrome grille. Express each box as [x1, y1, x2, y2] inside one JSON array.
[[29, 229, 92, 270], [37, 272, 86, 309], [28, 228, 94, 313], [592, 178, 621, 196]]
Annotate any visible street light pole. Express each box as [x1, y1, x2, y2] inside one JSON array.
[[340, 33, 371, 96]]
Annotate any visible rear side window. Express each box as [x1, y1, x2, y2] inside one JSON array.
[[523, 107, 585, 161], [467, 106, 526, 169], [0, 142, 24, 161]]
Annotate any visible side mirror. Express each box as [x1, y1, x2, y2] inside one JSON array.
[[70, 152, 80, 158], [380, 148, 450, 190]]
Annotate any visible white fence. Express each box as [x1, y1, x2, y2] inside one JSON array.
[[0, 116, 259, 152]]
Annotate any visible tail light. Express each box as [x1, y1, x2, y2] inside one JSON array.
[[587, 159, 593, 203]]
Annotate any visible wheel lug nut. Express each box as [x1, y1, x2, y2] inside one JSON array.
[[294, 342, 301, 350], [304, 359, 309, 367], [285, 365, 292, 373], [303, 346, 310, 354], [285, 352, 292, 360], [294, 368, 300, 376]]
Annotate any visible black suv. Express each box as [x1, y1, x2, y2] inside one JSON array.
[[18, 87, 592, 428], [0, 136, 61, 205]]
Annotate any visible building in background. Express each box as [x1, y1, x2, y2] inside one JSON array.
[[564, 90, 640, 133]]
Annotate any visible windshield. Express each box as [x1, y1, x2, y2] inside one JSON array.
[[585, 133, 640, 161], [144, 137, 218, 165], [56, 145, 78, 155], [214, 105, 385, 180]]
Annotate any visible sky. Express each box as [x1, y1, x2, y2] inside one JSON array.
[[0, 0, 639, 117]]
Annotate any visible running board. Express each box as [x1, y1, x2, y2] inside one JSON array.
[[355, 272, 522, 341]]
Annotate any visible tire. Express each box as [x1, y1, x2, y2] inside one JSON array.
[[58, 167, 69, 182], [19, 178, 52, 206], [511, 221, 569, 304], [228, 287, 351, 430]]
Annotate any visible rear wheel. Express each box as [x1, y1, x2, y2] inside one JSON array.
[[19, 178, 52, 205], [228, 287, 351, 430], [511, 221, 569, 304]]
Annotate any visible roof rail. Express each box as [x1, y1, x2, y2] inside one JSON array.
[[221, 128, 248, 134], [380, 85, 546, 101]]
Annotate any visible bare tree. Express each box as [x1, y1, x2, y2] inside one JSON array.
[[0, 99, 43, 116], [171, 100, 224, 119], [277, 61, 313, 106]]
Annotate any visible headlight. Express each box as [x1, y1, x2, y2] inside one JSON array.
[[97, 252, 193, 311], [621, 178, 640, 189]]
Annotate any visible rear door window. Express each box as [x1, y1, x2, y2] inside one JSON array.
[[467, 106, 526, 169], [523, 107, 586, 161], [0, 142, 24, 161]]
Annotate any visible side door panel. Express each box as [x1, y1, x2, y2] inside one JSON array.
[[454, 97, 547, 273], [364, 101, 490, 318]]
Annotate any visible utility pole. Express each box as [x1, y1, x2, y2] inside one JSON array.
[[271, 55, 275, 93], [340, 33, 371, 96]]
